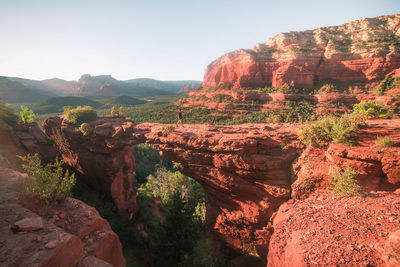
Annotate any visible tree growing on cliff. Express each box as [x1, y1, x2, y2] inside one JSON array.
[[18, 153, 76, 202], [111, 106, 118, 117], [19, 105, 35, 124], [64, 105, 97, 124]]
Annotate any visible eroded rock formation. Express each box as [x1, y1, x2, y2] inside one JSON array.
[[42, 116, 400, 263], [0, 120, 60, 168], [203, 14, 400, 89], [138, 122, 303, 259], [43, 116, 145, 214], [0, 167, 125, 267]]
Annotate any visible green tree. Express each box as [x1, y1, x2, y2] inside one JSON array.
[[119, 106, 124, 117], [18, 153, 76, 202], [19, 105, 35, 123], [111, 105, 118, 117]]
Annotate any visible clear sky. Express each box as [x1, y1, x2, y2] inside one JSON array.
[[0, 0, 399, 81]]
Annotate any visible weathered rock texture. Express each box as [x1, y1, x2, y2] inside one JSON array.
[[138, 122, 303, 259], [137, 120, 400, 260], [292, 119, 400, 200], [0, 167, 126, 267], [203, 14, 400, 89], [0, 120, 60, 169], [268, 190, 400, 266], [43, 116, 400, 263], [43, 116, 144, 214]]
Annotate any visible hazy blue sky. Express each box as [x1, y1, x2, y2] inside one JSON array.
[[0, 0, 399, 81]]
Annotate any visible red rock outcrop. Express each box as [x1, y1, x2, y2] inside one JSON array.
[[0, 120, 60, 168], [267, 190, 400, 266], [137, 120, 400, 261], [203, 14, 400, 89], [138, 123, 303, 259], [42, 116, 400, 263], [0, 167, 126, 267], [43, 116, 145, 214], [292, 119, 400, 199]]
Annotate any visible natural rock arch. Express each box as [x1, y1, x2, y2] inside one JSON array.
[[43, 116, 400, 262]]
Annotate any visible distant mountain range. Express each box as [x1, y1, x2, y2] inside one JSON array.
[[0, 74, 201, 103]]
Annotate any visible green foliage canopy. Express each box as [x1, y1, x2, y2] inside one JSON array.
[[353, 101, 387, 118], [19, 105, 35, 123], [18, 153, 76, 202], [64, 105, 97, 124]]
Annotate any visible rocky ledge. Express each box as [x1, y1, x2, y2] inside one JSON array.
[[43, 116, 146, 214], [0, 167, 125, 267], [268, 190, 400, 266]]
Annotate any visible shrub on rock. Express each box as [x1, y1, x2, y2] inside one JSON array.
[[353, 101, 387, 118], [79, 122, 90, 136], [299, 113, 367, 147], [18, 153, 76, 203], [330, 167, 361, 196], [64, 105, 97, 124]]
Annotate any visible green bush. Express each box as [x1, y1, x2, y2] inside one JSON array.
[[111, 105, 118, 117], [376, 136, 395, 147], [299, 113, 367, 147], [64, 105, 97, 124], [375, 76, 400, 96], [353, 101, 387, 118], [18, 153, 76, 202], [19, 105, 35, 124], [330, 167, 361, 196], [161, 125, 175, 133], [79, 122, 90, 136], [0, 100, 17, 125]]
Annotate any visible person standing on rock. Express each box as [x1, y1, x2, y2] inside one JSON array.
[[177, 108, 183, 127]]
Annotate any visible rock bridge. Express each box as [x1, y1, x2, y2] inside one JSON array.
[[43, 116, 400, 259]]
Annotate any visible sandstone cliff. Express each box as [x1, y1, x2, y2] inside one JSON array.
[[43, 116, 145, 214], [43, 116, 400, 263], [0, 167, 126, 267], [203, 14, 400, 89]]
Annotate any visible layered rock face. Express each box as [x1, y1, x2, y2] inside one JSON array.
[[137, 120, 400, 260], [292, 119, 400, 199], [43, 116, 400, 263], [0, 167, 125, 267], [0, 120, 60, 168], [138, 123, 303, 258], [43, 116, 145, 214], [203, 14, 400, 89]]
